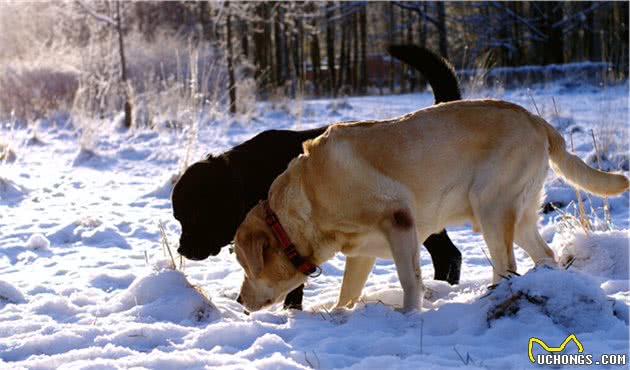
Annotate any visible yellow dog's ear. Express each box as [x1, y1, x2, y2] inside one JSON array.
[[243, 231, 268, 277]]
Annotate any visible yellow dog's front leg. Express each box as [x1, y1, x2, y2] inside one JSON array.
[[335, 255, 376, 308]]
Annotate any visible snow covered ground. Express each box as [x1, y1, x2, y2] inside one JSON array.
[[1, 81, 628, 369]]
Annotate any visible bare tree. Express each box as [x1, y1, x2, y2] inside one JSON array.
[[436, 2, 448, 59], [78, 0, 132, 128], [115, 2, 132, 128], [225, 2, 237, 114], [309, 10, 322, 95], [325, 2, 336, 96], [359, 6, 367, 93]]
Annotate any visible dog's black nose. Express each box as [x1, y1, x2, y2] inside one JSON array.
[[176, 246, 195, 259], [236, 295, 243, 304], [177, 244, 210, 261]]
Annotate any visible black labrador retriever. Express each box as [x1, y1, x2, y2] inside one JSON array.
[[172, 45, 463, 310]]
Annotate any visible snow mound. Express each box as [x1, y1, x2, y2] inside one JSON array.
[[237, 333, 293, 360], [555, 230, 629, 279], [141, 173, 179, 199], [88, 271, 136, 292], [82, 224, 131, 249], [34, 112, 73, 131], [72, 147, 115, 168], [46, 221, 83, 245], [584, 139, 629, 171], [26, 233, 51, 250], [485, 267, 620, 333], [100, 268, 220, 323], [0, 280, 26, 304], [117, 146, 151, 161], [326, 100, 352, 116], [25, 134, 46, 146], [0, 176, 28, 204], [30, 295, 81, 317], [46, 219, 130, 249]]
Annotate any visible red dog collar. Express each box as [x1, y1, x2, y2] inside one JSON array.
[[261, 200, 321, 277]]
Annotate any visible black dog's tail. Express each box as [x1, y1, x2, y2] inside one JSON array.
[[387, 44, 461, 104]]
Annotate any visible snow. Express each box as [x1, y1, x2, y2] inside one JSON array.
[[99, 268, 220, 324], [25, 233, 50, 250], [485, 267, 619, 332], [0, 280, 26, 304], [556, 230, 629, 280], [0, 176, 28, 204], [0, 80, 628, 369]]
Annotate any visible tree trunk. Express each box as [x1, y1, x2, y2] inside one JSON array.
[[344, 18, 351, 91], [436, 2, 448, 60], [417, 2, 428, 91], [510, 2, 524, 65], [199, 1, 212, 42], [325, 2, 336, 96], [264, 4, 273, 86], [116, 2, 132, 128], [359, 5, 367, 93], [399, 9, 407, 93], [419, 2, 427, 48], [241, 18, 249, 58], [253, 3, 269, 91], [273, 6, 284, 88], [226, 6, 237, 114], [588, 5, 602, 62], [497, 4, 511, 66], [296, 16, 305, 93], [406, 9, 414, 91], [352, 11, 359, 93], [310, 27, 322, 96], [545, 2, 564, 65], [339, 15, 348, 91], [528, 3, 545, 65], [616, 1, 629, 75], [388, 3, 394, 92]]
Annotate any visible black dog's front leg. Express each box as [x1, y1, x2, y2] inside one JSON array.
[[423, 230, 462, 285], [283, 284, 304, 310]]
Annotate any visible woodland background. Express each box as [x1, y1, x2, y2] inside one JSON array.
[[0, 1, 628, 128]]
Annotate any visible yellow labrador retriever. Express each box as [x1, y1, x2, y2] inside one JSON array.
[[234, 99, 629, 313]]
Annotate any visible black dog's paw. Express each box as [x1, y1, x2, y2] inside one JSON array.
[[283, 302, 303, 311]]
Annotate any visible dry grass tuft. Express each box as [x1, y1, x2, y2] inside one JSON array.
[[0, 142, 17, 163], [158, 221, 184, 271], [590, 129, 612, 228]]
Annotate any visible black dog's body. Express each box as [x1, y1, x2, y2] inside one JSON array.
[[172, 45, 462, 310]]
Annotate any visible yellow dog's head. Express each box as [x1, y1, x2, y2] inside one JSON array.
[[234, 203, 308, 312]]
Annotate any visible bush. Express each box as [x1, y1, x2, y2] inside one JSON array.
[[0, 65, 79, 120]]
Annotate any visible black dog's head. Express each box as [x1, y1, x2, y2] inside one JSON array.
[[171, 157, 243, 260]]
